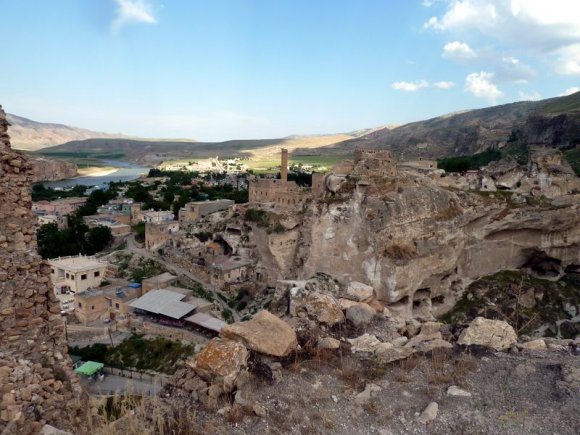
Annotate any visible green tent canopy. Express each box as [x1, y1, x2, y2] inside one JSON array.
[[74, 361, 104, 376]]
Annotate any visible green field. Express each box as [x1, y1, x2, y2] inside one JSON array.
[[247, 154, 350, 173]]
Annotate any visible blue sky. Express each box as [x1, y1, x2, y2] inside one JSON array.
[[0, 0, 579, 141]]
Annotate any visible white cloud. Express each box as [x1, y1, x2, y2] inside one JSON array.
[[442, 41, 477, 60], [424, 0, 580, 52], [391, 80, 429, 92], [496, 56, 536, 83], [554, 44, 580, 76], [112, 0, 157, 33], [559, 86, 580, 96], [517, 90, 541, 101], [464, 71, 503, 103], [434, 81, 455, 89], [421, 0, 435, 6]]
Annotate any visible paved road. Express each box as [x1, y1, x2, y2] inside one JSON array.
[[125, 233, 240, 321]]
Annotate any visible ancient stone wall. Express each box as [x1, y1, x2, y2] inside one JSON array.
[[0, 106, 85, 434]]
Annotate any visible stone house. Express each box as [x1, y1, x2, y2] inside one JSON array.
[[145, 221, 180, 251], [32, 196, 87, 217], [209, 255, 252, 287], [74, 283, 142, 324], [141, 272, 178, 294], [179, 199, 234, 224], [48, 254, 109, 295]]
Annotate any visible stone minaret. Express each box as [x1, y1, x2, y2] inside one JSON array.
[[281, 148, 288, 182], [0, 105, 85, 434]]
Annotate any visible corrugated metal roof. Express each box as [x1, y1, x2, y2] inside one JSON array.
[[160, 300, 196, 319], [184, 312, 226, 332]]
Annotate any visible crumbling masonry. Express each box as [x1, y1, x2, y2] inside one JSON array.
[[0, 106, 85, 434]]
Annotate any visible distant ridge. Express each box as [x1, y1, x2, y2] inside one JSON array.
[[6, 113, 129, 151], [325, 92, 580, 159]]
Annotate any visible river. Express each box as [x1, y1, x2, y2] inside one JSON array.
[[43, 160, 150, 189]]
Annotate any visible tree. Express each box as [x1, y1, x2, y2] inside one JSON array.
[[85, 226, 113, 254], [36, 223, 62, 259]]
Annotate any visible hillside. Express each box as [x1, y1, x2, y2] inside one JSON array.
[[38, 134, 355, 165], [324, 92, 580, 159], [6, 113, 128, 151]]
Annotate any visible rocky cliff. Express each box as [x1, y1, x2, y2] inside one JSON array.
[[254, 170, 580, 322], [0, 106, 85, 434], [28, 156, 78, 182]]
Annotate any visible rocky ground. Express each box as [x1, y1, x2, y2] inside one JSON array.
[[103, 344, 579, 435]]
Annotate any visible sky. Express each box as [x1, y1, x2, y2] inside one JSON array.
[[0, 0, 579, 141]]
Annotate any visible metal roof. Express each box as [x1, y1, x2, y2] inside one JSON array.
[[184, 312, 227, 333], [130, 289, 195, 319]]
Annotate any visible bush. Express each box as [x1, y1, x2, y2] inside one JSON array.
[[244, 208, 269, 227]]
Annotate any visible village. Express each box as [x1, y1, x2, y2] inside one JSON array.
[[29, 144, 580, 398]]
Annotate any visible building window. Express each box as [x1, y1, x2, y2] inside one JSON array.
[[78, 302, 82, 308], [94, 271, 100, 277], [115, 303, 120, 309], [51, 268, 55, 274], [91, 305, 95, 310], [66, 273, 70, 279], [81, 274, 87, 280]]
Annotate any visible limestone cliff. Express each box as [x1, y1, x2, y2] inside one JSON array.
[[0, 106, 85, 434], [255, 172, 580, 321]]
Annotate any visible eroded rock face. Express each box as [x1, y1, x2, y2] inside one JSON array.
[[288, 170, 580, 321], [191, 338, 248, 393], [0, 105, 84, 434], [29, 156, 77, 182], [221, 310, 298, 357], [458, 317, 517, 351]]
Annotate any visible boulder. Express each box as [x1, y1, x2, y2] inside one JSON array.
[[348, 334, 391, 353], [221, 310, 297, 357], [457, 317, 517, 351], [317, 337, 341, 350], [347, 333, 413, 362], [191, 338, 248, 393], [346, 302, 376, 327], [292, 292, 344, 326], [519, 339, 547, 351], [418, 402, 438, 424], [345, 281, 374, 302], [447, 385, 472, 397], [338, 298, 359, 310], [354, 383, 382, 404]]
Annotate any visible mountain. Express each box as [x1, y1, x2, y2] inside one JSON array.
[[6, 113, 128, 151], [324, 92, 580, 159]]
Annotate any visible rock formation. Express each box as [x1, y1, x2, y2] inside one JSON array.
[[28, 156, 77, 182], [0, 106, 84, 434]]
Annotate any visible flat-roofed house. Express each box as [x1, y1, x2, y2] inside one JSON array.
[[48, 255, 109, 295]]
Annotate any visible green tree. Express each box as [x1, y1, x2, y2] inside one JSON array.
[[85, 226, 113, 254]]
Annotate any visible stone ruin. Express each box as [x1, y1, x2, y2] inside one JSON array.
[[0, 105, 85, 434]]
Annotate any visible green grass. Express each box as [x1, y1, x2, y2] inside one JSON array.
[[70, 334, 196, 374], [563, 148, 580, 176], [247, 154, 348, 173], [541, 91, 580, 114]]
